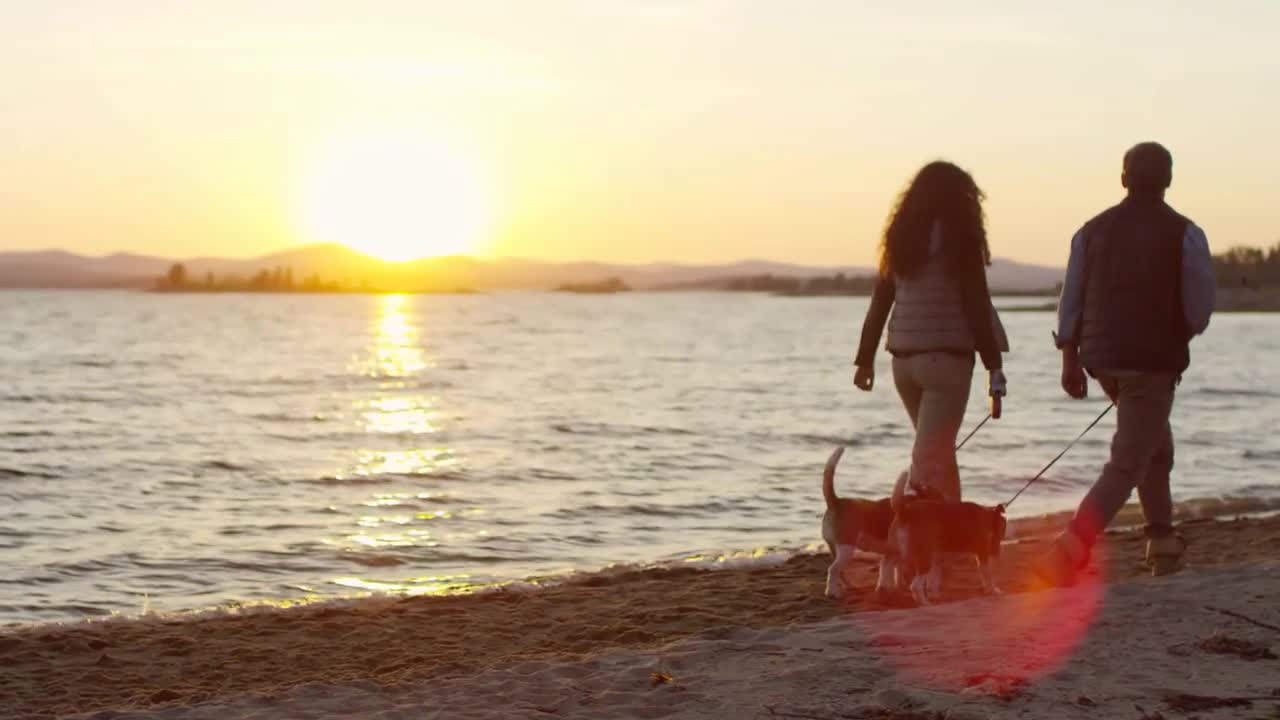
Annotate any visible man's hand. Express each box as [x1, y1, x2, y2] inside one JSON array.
[[853, 365, 874, 392], [1061, 347, 1087, 399]]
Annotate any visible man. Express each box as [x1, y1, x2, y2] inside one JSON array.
[[1037, 142, 1215, 585]]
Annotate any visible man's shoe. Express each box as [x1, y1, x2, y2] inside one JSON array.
[[1032, 530, 1090, 589], [1146, 534, 1187, 577]]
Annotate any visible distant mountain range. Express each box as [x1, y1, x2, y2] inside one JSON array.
[[0, 244, 1064, 292]]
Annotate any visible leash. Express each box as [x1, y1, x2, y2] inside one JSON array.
[[954, 413, 991, 451], [998, 402, 1115, 512]]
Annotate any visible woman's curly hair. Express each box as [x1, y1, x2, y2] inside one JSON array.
[[878, 161, 991, 278]]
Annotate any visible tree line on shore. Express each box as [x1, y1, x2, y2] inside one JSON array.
[[727, 240, 1280, 295], [723, 273, 879, 295], [152, 239, 1280, 295], [1213, 242, 1280, 288], [154, 264, 347, 293]]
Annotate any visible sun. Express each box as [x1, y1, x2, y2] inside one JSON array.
[[297, 128, 490, 262]]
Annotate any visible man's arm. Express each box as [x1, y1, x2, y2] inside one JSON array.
[[1054, 229, 1086, 349], [1055, 229, 1089, 399], [1182, 223, 1215, 337]]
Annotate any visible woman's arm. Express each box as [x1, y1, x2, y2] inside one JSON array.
[[854, 275, 895, 367], [958, 250, 1002, 371]]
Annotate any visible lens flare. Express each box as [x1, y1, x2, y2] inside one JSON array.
[[852, 544, 1108, 690]]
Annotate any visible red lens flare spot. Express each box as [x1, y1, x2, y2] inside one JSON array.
[[851, 543, 1108, 692]]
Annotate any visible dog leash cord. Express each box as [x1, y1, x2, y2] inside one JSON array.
[[955, 414, 991, 452], [1002, 402, 1115, 510]]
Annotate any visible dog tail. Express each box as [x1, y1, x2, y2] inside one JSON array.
[[823, 447, 845, 510]]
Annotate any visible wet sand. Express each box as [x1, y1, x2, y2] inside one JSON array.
[[3, 512, 1280, 719]]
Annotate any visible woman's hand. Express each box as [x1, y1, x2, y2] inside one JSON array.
[[988, 369, 1007, 398], [853, 365, 875, 392], [988, 368, 1007, 419]]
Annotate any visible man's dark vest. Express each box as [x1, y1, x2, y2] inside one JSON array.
[[1078, 196, 1190, 373]]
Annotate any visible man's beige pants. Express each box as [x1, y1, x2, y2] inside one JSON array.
[[1069, 372, 1177, 543]]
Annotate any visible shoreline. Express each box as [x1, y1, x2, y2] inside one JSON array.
[[8, 286, 1280, 313], [6, 505, 1280, 718], [146, 287, 479, 295], [999, 286, 1280, 313], [6, 494, 1276, 630]]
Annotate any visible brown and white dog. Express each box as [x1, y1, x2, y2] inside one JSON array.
[[821, 446, 941, 599], [893, 498, 1007, 605]]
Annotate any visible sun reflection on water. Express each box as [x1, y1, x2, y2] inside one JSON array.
[[351, 448, 456, 477], [359, 397, 440, 435], [327, 294, 473, 596], [361, 491, 452, 508], [356, 295, 429, 378]]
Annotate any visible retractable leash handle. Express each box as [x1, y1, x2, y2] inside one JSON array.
[[988, 369, 1007, 420], [953, 369, 1009, 452]]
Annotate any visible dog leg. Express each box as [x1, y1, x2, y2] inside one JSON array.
[[826, 544, 856, 599], [874, 556, 898, 595], [924, 557, 943, 598], [890, 526, 912, 593], [977, 556, 1001, 596], [909, 574, 930, 606]]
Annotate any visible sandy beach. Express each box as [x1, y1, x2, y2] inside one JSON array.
[[3, 510, 1278, 720]]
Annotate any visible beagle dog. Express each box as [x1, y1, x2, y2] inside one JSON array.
[[893, 498, 1006, 605], [821, 447, 941, 599]]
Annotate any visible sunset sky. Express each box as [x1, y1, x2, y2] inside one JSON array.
[[3, 1, 1278, 266]]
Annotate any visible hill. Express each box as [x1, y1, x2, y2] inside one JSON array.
[[0, 245, 1063, 293]]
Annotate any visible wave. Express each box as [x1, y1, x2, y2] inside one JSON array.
[[70, 358, 116, 368], [525, 468, 580, 482], [0, 602, 115, 617], [350, 374, 458, 389], [1, 393, 101, 404], [552, 422, 696, 437], [341, 552, 406, 568], [0, 430, 56, 439], [0, 392, 168, 409], [219, 522, 321, 536], [199, 460, 254, 472], [299, 471, 469, 486], [1165, 494, 1280, 519], [788, 430, 906, 447], [264, 431, 375, 444], [0, 467, 61, 480], [1196, 387, 1280, 399], [249, 412, 331, 423], [546, 501, 737, 521]]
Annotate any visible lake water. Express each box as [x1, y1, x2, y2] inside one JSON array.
[[2, 290, 1276, 623]]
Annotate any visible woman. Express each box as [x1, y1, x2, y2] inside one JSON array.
[[853, 161, 1008, 503]]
